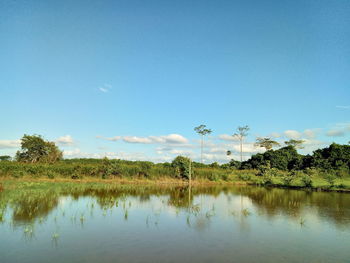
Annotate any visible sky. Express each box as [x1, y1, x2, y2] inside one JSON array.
[[0, 0, 349, 163]]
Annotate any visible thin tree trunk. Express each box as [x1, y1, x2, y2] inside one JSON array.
[[240, 138, 243, 162], [201, 135, 203, 163]]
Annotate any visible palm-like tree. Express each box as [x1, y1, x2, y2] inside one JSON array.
[[194, 124, 212, 163], [233, 125, 249, 162], [255, 137, 280, 151]]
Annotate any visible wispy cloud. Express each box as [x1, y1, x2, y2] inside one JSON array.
[[326, 122, 350, 137], [0, 140, 20, 149], [218, 134, 239, 141], [56, 135, 75, 146], [97, 134, 189, 145], [336, 105, 350, 110], [98, 83, 112, 93], [283, 130, 302, 140], [63, 148, 172, 163]]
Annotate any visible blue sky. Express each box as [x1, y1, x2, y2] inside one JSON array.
[[1, 0, 349, 163]]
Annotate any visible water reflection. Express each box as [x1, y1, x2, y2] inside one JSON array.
[[0, 184, 349, 229], [1, 183, 350, 263]]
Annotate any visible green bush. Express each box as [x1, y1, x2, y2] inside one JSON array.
[[171, 156, 192, 180], [238, 173, 252, 181], [281, 175, 293, 186], [324, 174, 336, 188], [300, 175, 312, 187]]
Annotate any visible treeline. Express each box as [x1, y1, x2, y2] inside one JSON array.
[[0, 157, 233, 181], [239, 143, 350, 174], [0, 134, 349, 184]]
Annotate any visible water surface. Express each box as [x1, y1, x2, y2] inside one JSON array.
[[0, 183, 349, 262]]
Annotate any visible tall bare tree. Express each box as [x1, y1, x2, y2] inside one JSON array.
[[233, 125, 249, 162], [255, 137, 280, 151], [194, 124, 212, 163]]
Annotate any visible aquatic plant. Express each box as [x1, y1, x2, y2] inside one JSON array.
[[241, 208, 251, 217]]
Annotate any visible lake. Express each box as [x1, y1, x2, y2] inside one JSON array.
[[0, 182, 349, 262]]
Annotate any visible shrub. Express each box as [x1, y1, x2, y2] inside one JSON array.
[[238, 173, 252, 181], [324, 174, 336, 188], [208, 173, 219, 181], [300, 175, 312, 187], [261, 174, 273, 185], [281, 175, 293, 186], [46, 171, 55, 179], [12, 170, 25, 178], [171, 156, 192, 180]]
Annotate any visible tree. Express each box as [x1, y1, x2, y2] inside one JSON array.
[[284, 139, 305, 149], [16, 134, 63, 163], [309, 143, 350, 170], [194, 124, 212, 163], [241, 146, 301, 171], [255, 137, 280, 150], [0, 155, 11, 161], [233, 125, 249, 162], [171, 156, 192, 180]]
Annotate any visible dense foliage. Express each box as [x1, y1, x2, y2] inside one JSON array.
[[1, 133, 349, 190], [241, 143, 350, 173], [15, 135, 62, 163], [0, 157, 231, 182]]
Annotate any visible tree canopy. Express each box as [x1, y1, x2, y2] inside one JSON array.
[[255, 137, 280, 150], [0, 155, 11, 161], [15, 134, 63, 163], [284, 139, 305, 149]]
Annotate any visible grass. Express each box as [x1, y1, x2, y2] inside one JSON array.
[[0, 159, 349, 192]]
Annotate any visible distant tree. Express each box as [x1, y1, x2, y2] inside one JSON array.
[[233, 125, 249, 162], [284, 139, 305, 149], [309, 143, 350, 170], [0, 155, 11, 161], [194, 124, 212, 163], [209, 162, 220, 168], [255, 137, 280, 150], [241, 146, 301, 171], [15, 134, 63, 163], [226, 150, 232, 156]]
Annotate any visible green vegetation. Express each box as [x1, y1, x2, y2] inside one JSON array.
[[15, 134, 62, 163], [0, 156, 11, 161], [255, 137, 280, 150], [233, 125, 249, 162], [194, 124, 212, 164], [0, 134, 349, 192]]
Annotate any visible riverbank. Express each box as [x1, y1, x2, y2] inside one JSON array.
[[1, 160, 350, 192], [1, 175, 350, 193]]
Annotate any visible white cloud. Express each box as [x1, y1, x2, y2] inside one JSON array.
[[63, 148, 83, 157], [284, 130, 302, 139], [269, 132, 281, 138], [63, 148, 172, 163], [336, 105, 350, 109], [123, 136, 153, 144], [98, 83, 112, 93], [303, 129, 317, 139], [106, 136, 122, 141], [326, 123, 350, 137], [218, 134, 239, 141], [151, 134, 188, 144], [99, 87, 108, 93], [0, 140, 20, 149], [56, 135, 74, 146], [98, 134, 189, 145], [326, 129, 345, 137], [156, 146, 193, 156]]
